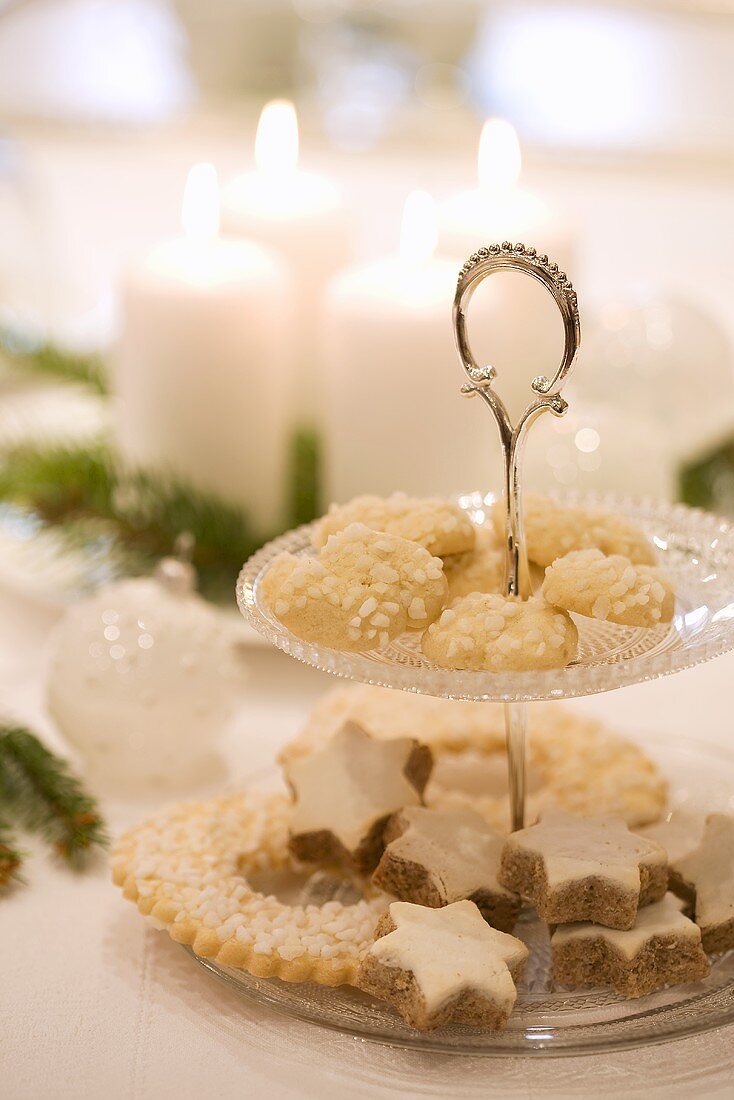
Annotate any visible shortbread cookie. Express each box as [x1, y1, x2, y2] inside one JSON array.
[[493, 495, 657, 569], [443, 527, 505, 601], [372, 806, 520, 932], [314, 493, 476, 556], [282, 684, 667, 829], [552, 893, 709, 997], [542, 549, 675, 628], [422, 593, 578, 672], [356, 900, 528, 1031], [499, 810, 668, 929], [263, 522, 448, 650], [111, 790, 389, 985], [671, 813, 734, 953], [284, 722, 432, 873]]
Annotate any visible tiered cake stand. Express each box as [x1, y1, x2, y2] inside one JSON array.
[[224, 245, 734, 1054]]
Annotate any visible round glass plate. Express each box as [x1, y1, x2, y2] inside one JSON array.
[[237, 492, 734, 702], [186, 731, 734, 1056]]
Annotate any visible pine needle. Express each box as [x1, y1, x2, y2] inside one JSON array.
[[287, 427, 322, 528], [0, 727, 107, 867], [0, 328, 107, 395]]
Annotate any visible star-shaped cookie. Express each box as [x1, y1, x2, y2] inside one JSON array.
[[672, 813, 734, 953], [372, 806, 520, 932], [356, 900, 529, 1031], [499, 809, 667, 929], [284, 722, 433, 873]]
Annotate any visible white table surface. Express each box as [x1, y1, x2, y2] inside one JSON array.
[[2, 578, 734, 1100]]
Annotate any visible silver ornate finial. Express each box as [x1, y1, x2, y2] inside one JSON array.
[[453, 242, 581, 601]]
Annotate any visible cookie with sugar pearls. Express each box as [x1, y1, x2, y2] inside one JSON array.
[[542, 548, 675, 628], [492, 495, 657, 569], [443, 527, 506, 600], [263, 522, 448, 650], [422, 593, 578, 672], [313, 493, 476, 557]]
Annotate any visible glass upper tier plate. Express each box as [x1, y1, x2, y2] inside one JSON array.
[[236, 492, 734, 703]]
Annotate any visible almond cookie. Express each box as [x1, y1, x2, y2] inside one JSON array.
[[670, 813, 734, 953], [552, 893, 709, 997], [356, 900, 528, 1031], [542, 549, 675, 628], [262, 522, 448, 650], [637, 810, 706, 868], [372, 806, 520, 932], [282, 684, 667, 829], [493, 495, 657, 569], [313, 493, 476, 556], [111, 789, 389, 986], [422, 593, 578, 672], [443, 527, 506, 601], [284, 722, 432, 873], [499, 809, 668, 929]]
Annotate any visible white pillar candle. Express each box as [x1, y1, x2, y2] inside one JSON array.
[[221, 100, 350, 419], [439, 120, 576, 422], [323, 191, 494, 503], [115, 163, 292, 534]]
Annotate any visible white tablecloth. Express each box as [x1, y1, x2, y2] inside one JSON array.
[[3, 580, 734, 1100]]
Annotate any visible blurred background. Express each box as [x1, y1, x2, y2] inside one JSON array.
[[1, 0, 734, 609]]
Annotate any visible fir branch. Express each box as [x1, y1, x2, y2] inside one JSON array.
[[0, 328, 107, 395], [0, 816, 23, 886], [0, 727, 107, 867], [287, 427, 322, 528], [0, 442, 262, 601]]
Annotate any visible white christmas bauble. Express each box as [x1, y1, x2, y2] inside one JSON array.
[[523, 390, 675, 501], [46, 565, 242, 794], [579, 294, 733, 462]]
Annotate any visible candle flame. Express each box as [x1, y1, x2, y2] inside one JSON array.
[[255, 99, 299, 178], [478, 119, 521, 192], [398, 190, 438, 265], [181, 162, 220, 241]]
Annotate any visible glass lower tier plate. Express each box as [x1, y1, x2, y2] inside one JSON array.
[[236, 492, 734, 702], [185, 732, 734, 1056]]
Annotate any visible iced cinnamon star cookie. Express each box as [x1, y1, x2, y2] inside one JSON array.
[[285, 722, 433, 873], [499, 809, 668, 930], [263, 522, 448, 650], [552, 893, 709, 998], [542, 549, 675, 628], [493, 495, 657, 568], [422, 593, 578, 672], [671, 813, 734, 953], [313, 493, 476, 557], [372, 806, 520, 932], [443, 527, 505, 601], [357, 900, 528, 1031]]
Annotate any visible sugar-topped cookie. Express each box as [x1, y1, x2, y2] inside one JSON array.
[[493, 495, 657, 569], [356, 900, 528, 1031], [372, 806, 520, 932], [284, 722, 433, 873], [313, 493, 476, 557], [422, 593, 578, 672], [263, 522, 448, 650], [443, 527, 505, 601], [542, 549, 675, 628], [672, 813, 734, 953], [552, 893, 709, 997], [499, 809, 668, 929]]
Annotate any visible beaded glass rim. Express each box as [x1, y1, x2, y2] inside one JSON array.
[[236, 492, 734, 703]]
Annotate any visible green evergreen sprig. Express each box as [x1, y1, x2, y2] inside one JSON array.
[[0, 328, 107, 395], [0, 727, 107, 867]]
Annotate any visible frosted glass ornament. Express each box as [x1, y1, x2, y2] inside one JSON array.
[[523, 390, 675, 501], [579, 294, 733, 462], [46, 561, 242, 794]]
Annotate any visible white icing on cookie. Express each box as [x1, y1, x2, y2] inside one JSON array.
[[552, 893, 701, 959], [505, 809, 667, 892], [674, 813, 734, 936], [314, 493, 476, 556], [637, 810, 706, 866], [368, 900, 528, 1015], [285, 723, 427, 852]]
